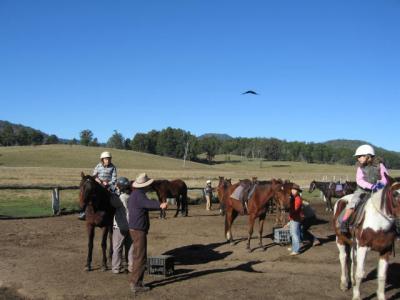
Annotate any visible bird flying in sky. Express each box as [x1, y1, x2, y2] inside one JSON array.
[[242, 90, 259, 95]]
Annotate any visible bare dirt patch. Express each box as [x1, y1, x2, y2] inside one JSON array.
[[1, 203, 400, 300]]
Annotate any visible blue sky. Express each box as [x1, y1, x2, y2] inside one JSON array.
[[0, 1, 399, 151]]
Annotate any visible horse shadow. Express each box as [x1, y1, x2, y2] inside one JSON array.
[[361, 262, 400, 300], [148, 260, 264, 289], [162, 241, 233, 266]]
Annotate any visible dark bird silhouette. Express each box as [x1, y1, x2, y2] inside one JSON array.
[[242, 90, 259, 95]]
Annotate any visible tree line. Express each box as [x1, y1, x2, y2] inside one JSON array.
[[1, 122, 399, 168]]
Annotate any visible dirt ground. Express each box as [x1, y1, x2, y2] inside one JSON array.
[[1, 202, 400, 300]]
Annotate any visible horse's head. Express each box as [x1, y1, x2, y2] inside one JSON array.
[[382, 175, 400, 226], [79, 172, 98, 209], [217, 177, 231, 203], [274, 180, 292, 211], [308, 180, 316, 193]]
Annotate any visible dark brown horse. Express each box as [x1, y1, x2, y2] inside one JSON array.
[[79, 172, 115, 271], [151, 179, 188, 218], [309, 180, 355, 212]]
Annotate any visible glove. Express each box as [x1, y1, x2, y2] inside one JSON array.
[[371, 182, 385, 192], [376, 182, 385, 190]]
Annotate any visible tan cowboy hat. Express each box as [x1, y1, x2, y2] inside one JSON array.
[[292, 184, 302, 192], [100, 151, 112, 159], [132, 173, 154, 188]]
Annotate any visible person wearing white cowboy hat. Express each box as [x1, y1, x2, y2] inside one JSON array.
[[128, 173, 167, 294], [204, 179, 213, 210]]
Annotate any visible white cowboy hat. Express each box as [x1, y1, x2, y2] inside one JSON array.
[[206, 180, 211, 184], [132, 173, 154, 188]]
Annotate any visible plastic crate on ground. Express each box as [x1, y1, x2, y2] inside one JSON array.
[[147, 255, 174, 277], [273, 227, 291, 245]]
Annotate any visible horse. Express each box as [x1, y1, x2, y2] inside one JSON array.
[[333, 175, 400, 300], [309, 180, 354, 212], [151, 179, 188, 218], [79, 172, 116, 271], [246, 180, 292, 251], [217, 177, 290, 250]]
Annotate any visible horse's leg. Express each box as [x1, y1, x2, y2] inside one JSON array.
[[101, 227, 109, 271], [258, 213, 266, 248], [108, 226, 113, 262], [229, 209, 239, 245], [246, 214, 255, 251], [85, 225, 95, 271], [376, 252, 389, 300], [337, 239, 348, 291], [352, 246, 367, 300], [328, 194, 334, 212], [174, 196, 180, 218]]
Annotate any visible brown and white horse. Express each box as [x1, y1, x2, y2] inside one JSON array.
[[333, 175, 400, 300]]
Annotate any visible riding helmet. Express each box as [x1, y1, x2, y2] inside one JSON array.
[[117, 177, 130, 190], [354, 145, 375, 157]]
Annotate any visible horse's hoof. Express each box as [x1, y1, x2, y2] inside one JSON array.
[[102, 266, 108, 272], [84, 266, 91, 272], [340, 282, 348, 291]]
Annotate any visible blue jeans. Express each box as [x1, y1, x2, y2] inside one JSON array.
[[290, 220, 301, 253]]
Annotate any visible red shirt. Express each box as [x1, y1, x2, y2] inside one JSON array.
[[289, 195, 303, 222]]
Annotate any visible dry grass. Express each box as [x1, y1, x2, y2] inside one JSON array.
[[1, 145, 399, 217]]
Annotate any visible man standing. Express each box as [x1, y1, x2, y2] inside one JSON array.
[[128, 173, 168, 294]]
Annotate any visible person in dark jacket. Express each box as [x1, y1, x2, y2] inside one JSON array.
[[128, 173, 167, 294]]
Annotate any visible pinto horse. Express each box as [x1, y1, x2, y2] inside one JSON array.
[[151, 179, 188, 218], [333, 175, 400, 300], [79, 172, 115, 271], [309, 180, 355, 212]]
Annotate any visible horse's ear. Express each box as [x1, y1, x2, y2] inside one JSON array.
[[81, 172, 85, 178]]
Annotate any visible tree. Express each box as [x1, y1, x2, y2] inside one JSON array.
[[31, 131, 44, 145], [107, 130, 125, 149], [89, 138, 99, 147], [16, 128, 30, 145], [80, 130, 93, 146], [0, 124, 15, 146], [200, 136, 221, 163], [45, 134, 59, 144]]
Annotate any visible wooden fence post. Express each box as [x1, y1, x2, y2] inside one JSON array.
[[52, 188, 60, 216]]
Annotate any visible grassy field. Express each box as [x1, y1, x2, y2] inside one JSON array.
[[1, 145, 399, 217]]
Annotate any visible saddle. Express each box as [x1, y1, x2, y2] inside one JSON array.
[[230, 180, 257, 214], [339, 193, 370, 233]]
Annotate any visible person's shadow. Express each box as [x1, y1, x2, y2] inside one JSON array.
[[148, 260, 264, 289], [162, 242, 232, 266]]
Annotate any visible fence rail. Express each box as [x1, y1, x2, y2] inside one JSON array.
[[0, 185, 204, 216]]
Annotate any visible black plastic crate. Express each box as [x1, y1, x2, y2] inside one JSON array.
[[273, 227, 291, 245], [147, 255, 174, 276]]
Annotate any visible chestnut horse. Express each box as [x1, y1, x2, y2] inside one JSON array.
[[151, 179, 188, 218], [246, 180, 292, 251], [79, 172, 115, 271], [333, 175, 400, 300], [217, 177, 290, 250]]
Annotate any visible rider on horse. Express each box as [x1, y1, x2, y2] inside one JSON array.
[[340, 144, 389, 232], [79, 151, 118, 220]]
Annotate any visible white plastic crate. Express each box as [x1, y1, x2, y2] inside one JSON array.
[[273, 227, 291, 245]]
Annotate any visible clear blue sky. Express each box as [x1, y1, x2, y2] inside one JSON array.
[[0, 1, 399, 151]]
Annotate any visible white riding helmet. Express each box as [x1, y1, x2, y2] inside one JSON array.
[[354, 144, 375, 157], [206, 180, 211, 184], [100, 151, 112, 159]]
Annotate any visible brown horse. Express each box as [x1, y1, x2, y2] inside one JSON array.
[[151, 179, 188, 218], [333, 175, 400, 300], [309, 180, 355, 212], [79, 172, 115, 271], [217, 177, 290, 250], [246, 180, 292, 251]]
